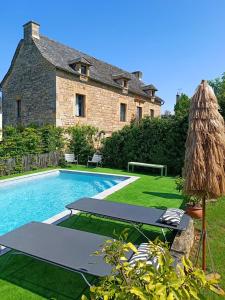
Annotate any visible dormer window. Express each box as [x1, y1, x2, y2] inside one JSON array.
[[112, 73, 131, 93], [142, 84, 158, 99], [149, 90, 155, 97], [68, 57, 91, 80], [81, 64, 87, 75]]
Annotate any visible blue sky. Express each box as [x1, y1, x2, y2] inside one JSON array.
[[1, 0, 225, 112]]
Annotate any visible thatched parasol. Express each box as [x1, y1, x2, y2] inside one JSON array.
[[183, 80, 225, 271]]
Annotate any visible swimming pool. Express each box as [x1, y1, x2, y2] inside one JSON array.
[[0, 170, 136, 235]]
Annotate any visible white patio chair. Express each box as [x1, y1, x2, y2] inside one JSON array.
[[87, 154, 102, 167], [65, 153, 78, 164]]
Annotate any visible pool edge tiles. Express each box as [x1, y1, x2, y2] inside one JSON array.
[[0, 169, 139, 254]]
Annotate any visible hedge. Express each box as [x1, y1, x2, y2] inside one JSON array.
[[102, 116, 188, 175], [0, 118, 188, 175], [0, 125, 65, 159]]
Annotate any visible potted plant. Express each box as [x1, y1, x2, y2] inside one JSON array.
[[175, 177, 203, 219]]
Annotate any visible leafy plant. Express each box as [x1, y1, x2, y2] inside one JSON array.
[[66, 124, 99, 164], [175, 177, 201, 206], [102, 116, 188, 175], [82, 238, 224, 300], [0, 125, 64, 158], [0, 125, 65, 176], [58, 157, 68, 168], [40, 125, 65, 153]]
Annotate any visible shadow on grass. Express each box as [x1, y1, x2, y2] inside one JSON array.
[[143, 191, 187, 209], [0, 254, 93, 300], [0, 215, 170, 300], [143, 191, 182, 200]]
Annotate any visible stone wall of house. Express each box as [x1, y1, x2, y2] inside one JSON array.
[[2, 39, 161, 132], [56, 70, 161, 134], [1, 40, 56, 127]]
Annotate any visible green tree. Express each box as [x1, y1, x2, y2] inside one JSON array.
[[174, 93, 190, 118], [209, 73, 225, 119]]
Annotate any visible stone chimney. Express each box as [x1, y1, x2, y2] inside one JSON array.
[[23, 21, 40, 42], [132, 71, 142, 80]]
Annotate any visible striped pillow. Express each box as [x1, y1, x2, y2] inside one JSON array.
[[129, 243, 160, 270], [160, 208, 184, 226]]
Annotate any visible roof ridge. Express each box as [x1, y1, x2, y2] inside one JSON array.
[[40, 35, 136, 77]]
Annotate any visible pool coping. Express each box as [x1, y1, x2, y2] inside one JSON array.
[[0, 168, 139, 255]]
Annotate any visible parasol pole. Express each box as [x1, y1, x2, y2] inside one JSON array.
[[202, 195, 206, 271]]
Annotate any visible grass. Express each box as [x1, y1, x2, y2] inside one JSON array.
[[192, 199, 225, 299], [0, 165, 224, 299]]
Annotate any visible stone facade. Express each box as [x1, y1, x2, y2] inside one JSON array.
[[56, 70, 161, 134], [1, 41, 56, 127], [1, 21, 162, 133]]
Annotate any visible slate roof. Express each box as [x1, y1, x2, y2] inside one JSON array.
[[33, 36, 163, 105], [142, 84, 158, 91]]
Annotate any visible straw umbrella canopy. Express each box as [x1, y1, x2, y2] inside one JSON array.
[[183, 80, 225, 271]]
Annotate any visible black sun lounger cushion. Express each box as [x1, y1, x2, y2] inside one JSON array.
[[129, 243, 161, 270], [160, 208, 185, 226]]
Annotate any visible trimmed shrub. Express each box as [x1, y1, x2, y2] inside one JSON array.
[[102, 116, 188, 175], [0, 125, 65, 159]]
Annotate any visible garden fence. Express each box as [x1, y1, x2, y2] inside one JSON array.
[[0, 151, 63, 176]]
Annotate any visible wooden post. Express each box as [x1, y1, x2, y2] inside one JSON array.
[[202, 196, 206, 271]]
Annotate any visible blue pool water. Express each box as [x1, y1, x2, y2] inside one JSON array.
[[0, 170, 127, 235]]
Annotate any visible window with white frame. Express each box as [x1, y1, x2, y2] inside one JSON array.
[[75, 94, 85, 117]]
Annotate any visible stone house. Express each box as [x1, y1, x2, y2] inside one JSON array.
[[0, 21, 164, 135]]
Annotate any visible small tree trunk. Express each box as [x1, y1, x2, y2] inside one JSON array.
[[202, 196, 206, 271]]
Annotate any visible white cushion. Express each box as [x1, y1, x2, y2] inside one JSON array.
[[160, 208, 184, 226], [129, 243, 160, 270]]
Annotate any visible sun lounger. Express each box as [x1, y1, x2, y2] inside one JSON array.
[[0, 221, 120, 292], [0, 222, 180, 294], [66, 198, 191, 236]]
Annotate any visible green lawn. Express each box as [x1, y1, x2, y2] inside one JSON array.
[[0, 166, 224, 299], [193, 199, 225, 300]]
